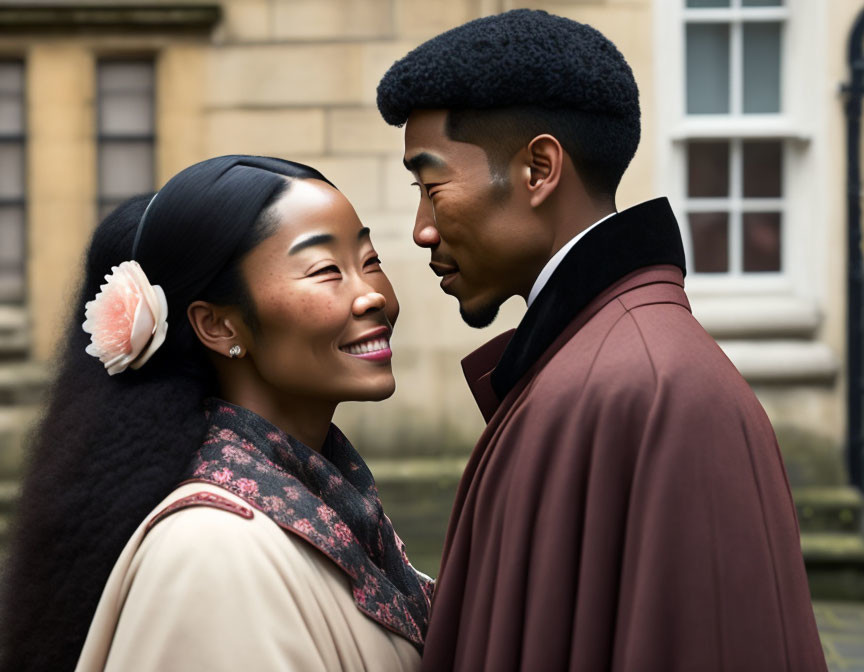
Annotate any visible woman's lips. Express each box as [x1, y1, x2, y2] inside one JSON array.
[[339, 329, 392, 362]]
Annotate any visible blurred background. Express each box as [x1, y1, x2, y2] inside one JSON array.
[[0, 0, 863, 665]]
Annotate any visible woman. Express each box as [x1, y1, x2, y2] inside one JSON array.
[[0, 156, 432, 672]]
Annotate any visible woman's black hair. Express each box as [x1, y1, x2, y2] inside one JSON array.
[[0, 155, 334, 672]]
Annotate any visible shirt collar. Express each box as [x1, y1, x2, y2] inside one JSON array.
[[526, 210, 618, 308]]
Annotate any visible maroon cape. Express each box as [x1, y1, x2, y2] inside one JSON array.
[[421, 199, 826, 671]]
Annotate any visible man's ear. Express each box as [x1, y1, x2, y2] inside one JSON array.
[[187, 301, 244, 358], [524, 134, 564, 208]]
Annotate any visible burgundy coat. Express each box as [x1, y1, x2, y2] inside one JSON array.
[[421, 199, 826, 672]]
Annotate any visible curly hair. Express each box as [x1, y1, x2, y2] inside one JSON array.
[[0, 155, 334, 672]]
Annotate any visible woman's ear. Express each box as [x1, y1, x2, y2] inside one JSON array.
[[187, 301, 244, 358], [525, 134, 564, 208]]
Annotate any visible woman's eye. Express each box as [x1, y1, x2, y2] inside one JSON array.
[[364, 256, 382, 268], [310, 265, 340, 277]]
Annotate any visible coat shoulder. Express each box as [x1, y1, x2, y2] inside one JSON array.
[[523, 293, 755, 421]]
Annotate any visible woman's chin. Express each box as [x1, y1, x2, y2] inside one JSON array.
[[344, 377, 396, 402]]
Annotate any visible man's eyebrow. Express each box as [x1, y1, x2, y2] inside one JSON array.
[[288, 233, 335, 255], [403, 152, 446, 173]]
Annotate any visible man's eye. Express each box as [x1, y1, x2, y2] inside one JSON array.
[[410, 182, 437, 199], [310, 265, 340, 276]]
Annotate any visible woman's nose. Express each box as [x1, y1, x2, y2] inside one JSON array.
[[353, 291, 387, 316]]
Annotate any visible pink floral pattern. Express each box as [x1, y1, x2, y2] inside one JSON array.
[[188, 398, 433, 650]]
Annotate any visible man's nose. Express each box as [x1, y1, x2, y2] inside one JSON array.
[[413, 198, 440, 248]]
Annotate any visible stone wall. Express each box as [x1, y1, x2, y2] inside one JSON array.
[[6, 0, 852, 465]]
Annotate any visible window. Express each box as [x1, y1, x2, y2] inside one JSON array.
[[671, 0, 796, 281], [0, 60, 26, 303], [97, 59, 155, 221]]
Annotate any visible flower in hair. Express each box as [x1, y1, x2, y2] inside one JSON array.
[[82, 260, 168, 375]]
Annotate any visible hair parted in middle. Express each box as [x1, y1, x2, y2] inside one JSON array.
[[376, 9, 641, 198]]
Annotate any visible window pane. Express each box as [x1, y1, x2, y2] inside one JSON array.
[[743, 212, 781, 271], [99, 92, 153, 135], [0, 143, 24, 198], [99, 142, 154, 199], [687, 0, 730, 6], [689, 212, 729, 272], [0, 63, 23, 93], [742, 0, 782, 6], [742, 141, 782, 197], [0, 206, 23, 263], [0, 271, 23, 301], [688, 141, 730, 197], [98, 62, 154, 92], [0, 99, 22, 135], [743, 23, 782, 114], [687, 24, 731, 114]]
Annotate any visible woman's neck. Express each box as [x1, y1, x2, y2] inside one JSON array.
[[218, 384, 336, 452]]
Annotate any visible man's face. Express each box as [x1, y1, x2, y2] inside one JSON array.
[[403, 109, 550, 328]]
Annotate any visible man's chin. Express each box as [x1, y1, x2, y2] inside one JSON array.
[[458, 301, 500, 329]]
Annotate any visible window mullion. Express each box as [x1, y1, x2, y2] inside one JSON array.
[[730, 20, 743, 116], [730, 139, 743, 276]]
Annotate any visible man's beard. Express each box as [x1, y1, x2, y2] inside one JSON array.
[[459, 301, 500, 329]]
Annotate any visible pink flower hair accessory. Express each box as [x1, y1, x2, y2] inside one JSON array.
[[81, 260, 168, 375]]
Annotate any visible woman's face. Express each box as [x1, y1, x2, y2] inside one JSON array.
[[238, 179, 399, 402]]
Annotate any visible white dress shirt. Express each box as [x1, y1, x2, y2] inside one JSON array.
[[526, 210, 618, 308]]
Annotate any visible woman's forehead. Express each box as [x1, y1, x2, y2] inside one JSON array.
[[267, 179, 366, 249]]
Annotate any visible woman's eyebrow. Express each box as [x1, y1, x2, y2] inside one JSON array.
[[358, 227, 370, 240], [288, 233, 335, 255]]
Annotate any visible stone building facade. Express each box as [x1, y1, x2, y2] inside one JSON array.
[[1, 0, 863, 576]]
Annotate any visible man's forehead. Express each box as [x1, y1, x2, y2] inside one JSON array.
[[402, 110, 451, 171]]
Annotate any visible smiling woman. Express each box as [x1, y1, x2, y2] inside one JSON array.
[[0, 156, 430, 672]]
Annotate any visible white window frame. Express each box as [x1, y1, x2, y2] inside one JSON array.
[[655, 0, 822, 304]]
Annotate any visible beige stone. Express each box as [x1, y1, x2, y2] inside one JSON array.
[[358, 211, 416, 242], [210, 44, 365, 107], [206, 108, 326, 157], [394, 0, 484, 39], [157, 46, 209, 182], [382, 157, 420, 211], [297, 155, 383, 212], [219, 0, 272, 42], [360, 41, 419, 107], [27, 45, 97, 361], [328, 107, 404, 155], [272, 0, 394, 40]]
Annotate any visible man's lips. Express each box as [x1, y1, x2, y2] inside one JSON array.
[[339, 326, 392, 361], [429, 261, 459, 277]]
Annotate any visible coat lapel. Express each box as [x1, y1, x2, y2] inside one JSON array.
[[489, 197, 686, 401]]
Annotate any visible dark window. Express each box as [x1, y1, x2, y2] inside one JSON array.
[[97, 60, 155, 222], [0, 60, 26, 302]]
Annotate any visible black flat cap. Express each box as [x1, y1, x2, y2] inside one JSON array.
[[376, 9, 639, 126]]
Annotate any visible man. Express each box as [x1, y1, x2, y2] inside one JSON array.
[[377, 9, 827, 672]]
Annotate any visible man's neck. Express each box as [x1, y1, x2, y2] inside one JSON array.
[[527, 208, 618, 307]]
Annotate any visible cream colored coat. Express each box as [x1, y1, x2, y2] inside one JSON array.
[[75, 482, 421, 672]]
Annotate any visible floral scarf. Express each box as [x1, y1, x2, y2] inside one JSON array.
[[182, 398, 433, 650]]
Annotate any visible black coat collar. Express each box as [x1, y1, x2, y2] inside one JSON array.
[[490, 197, 686, 401]]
